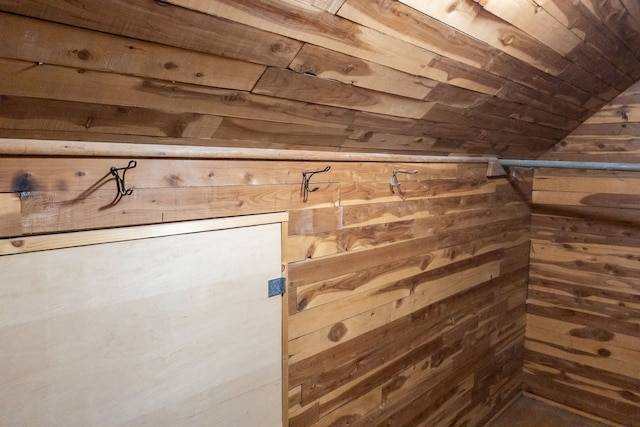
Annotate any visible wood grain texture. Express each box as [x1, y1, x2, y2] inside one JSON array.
[[0, 221, 284, 426], [543, 80, 640, 162], [0, 12, 266, 91], [0, 0, 638, 159], [0, 157, 530, 426], [0, 0, 301, 67], [526, 167, 640, 426]]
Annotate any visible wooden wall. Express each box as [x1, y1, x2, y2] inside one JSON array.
[[0, 156, 530, 425], [543, 79, 640, 162], [526, 168, 640, 426]]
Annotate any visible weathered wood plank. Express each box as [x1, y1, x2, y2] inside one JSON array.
[[422, 102, 568, 141], [289, 269, 526, 363], [13, 184, 338, 236], [0, 96, 224, 139], [340, 0, 595, 111], [164, 0, 444, 81], [211, 117, 351, 149], [0, 13, 266, 91], [541, 136, 640, 163], [0, 193, 21, 237], [253, 67, 435, 119], [527, 328, 640, 378], [578, 0, 640, 63], [339, 180, 497, 206], [531, 214, 640, 247], [478, 0, 636, 89], [534, 169, 640, 194], [288, 206, 530, 262], [424, 84, 578, 131], [0, 0, 301, 67], [532, 0, 640, 80], [0, 58, 358, 129], [290, 270, 525, 408], [524, 356, 640, 425], [289, 252, 505, 339], [289, 234, 438, 288], [531, 240, 640, 273], [398, 0, 615, 97], [527, 314, 640, 353], [297, 0, 346, 14], [289, 43, 437, 100], [533, 190, 640, 209]]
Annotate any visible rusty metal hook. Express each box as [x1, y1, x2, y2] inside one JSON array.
[[110, 160, 137, 203], [389, 169, 418, 193], [302, 165, 331, 202]]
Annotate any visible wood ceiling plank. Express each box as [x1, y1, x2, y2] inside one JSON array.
[[0, 0, 301, 68], [165, 0, 506, 97], [0, 13, 266, 91], [296, 0, 346, 14], [531, 0, 640, 80], [496, 82, 590, 122], [165, 0, 440, 77], [580, 0, 640, 59], [397, 0, 568, 75], [477, 0, 583, 56], [422, 103, 568, 141], [477, 0, 634, 90], [341, 0, 596, 111], [419, 56, 505, 96], [338, 0, 498, 73], [425, 84, 579, 131], [398, 0, 617, 101], [253, 67, 436, 119], [0, 58, 356, 129], [211, 117, 352, 149], [0, 96, 223, 139], [289, 43, 437, 100], [620, 0, 640, 23], [347, 112, 556, 156], [340, 0, 599, 123]]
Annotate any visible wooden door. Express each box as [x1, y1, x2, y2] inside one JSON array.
[[0, 214, 286, 426]]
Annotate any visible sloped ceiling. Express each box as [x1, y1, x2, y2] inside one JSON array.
[[1, 0, 639, 159]]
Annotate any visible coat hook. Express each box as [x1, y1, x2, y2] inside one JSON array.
[[621, 111, 629, 128], [110, 160, 137, 203], [390, 169, 418, 193], [301, 165, 331, 202]]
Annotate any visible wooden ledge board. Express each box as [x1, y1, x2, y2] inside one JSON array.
[[0, 138, 497, 164], [0, 212, 288, 256]]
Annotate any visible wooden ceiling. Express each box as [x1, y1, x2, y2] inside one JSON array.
[[1, 0, 639, 159]]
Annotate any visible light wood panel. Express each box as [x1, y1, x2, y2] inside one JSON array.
[[0, 219, 284, 426], [526, 167, 640, 426]]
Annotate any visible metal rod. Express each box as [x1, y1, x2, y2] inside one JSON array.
[[498, 159, 640, 172]]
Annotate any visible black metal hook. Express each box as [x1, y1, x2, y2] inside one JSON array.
[[301, 165, 331, 202], [389, 169, 418, 193], [110, 160, 137, 203]]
